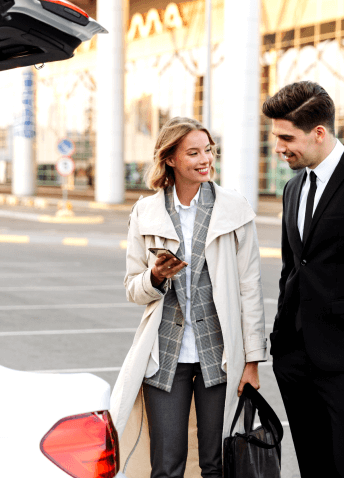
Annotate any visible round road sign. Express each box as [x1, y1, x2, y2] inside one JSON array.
[[57, 139, 75, 156], [56, 157, 75, 177]]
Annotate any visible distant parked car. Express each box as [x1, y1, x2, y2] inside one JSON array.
[[0, 365, 120, 477]]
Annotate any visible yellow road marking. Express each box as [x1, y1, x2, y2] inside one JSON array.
[[118, 242, 281, 258], [39, 215, 104, 224], [260, 247, 281, 258], [62, 238, 89, 247], [0, 235, 30, 243]]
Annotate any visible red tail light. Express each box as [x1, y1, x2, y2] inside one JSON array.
[[40, 411, 119, 478], [41, 0, 89, 18]]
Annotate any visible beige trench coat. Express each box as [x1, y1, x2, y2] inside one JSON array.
[[110, 182, 267, 477]]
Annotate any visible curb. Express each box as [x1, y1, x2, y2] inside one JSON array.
[[0, 193, 132, 212], [0, 209, 104, 225]]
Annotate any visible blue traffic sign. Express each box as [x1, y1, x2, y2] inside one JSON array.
[[57, 139, 75, 156]]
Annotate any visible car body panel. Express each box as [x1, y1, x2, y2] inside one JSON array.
[[10, 0, 108, 41], [0, 365, 111, 477]]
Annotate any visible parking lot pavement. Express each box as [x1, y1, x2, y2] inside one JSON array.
[[0, 213, 299, 477]]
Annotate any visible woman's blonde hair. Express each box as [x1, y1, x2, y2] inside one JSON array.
[[145, 117, 217, 190]]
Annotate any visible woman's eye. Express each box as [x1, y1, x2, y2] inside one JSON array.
[[206, 148, 211, 153], [189, 152, 197, 156]]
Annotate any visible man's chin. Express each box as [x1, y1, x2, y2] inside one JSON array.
[[287, 160, 303, 171]]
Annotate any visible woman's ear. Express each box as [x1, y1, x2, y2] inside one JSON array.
[[166, 157, 175, 168]]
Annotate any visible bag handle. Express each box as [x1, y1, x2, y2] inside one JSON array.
[[229, 383, 283, 449]]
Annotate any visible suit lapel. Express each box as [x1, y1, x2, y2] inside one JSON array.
[[190, 182, 215, 304], [303, 153, 344, 250], [165, 187, 187, 318]]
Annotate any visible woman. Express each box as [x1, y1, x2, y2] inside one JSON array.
[[110, 117, 267, 478]]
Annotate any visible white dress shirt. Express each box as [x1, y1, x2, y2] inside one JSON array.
[[298, 139, 344, 240], [173, 185, 201, 363]]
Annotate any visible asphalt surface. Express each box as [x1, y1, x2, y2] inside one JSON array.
[[0, 205, 300, 478]]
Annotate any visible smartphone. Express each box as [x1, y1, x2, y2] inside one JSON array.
[[148, 248, 182, 262]]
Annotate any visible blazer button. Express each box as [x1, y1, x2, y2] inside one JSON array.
[[301, 259, 307, 266]]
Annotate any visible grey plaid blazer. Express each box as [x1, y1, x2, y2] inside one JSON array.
[[144, 182, 226, 392]]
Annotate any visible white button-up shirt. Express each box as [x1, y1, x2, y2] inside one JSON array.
[[173, 185, 200, 363], [298, 139, 344, 240]]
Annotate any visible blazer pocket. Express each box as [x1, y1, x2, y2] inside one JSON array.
[[332, 300, 344, 315]]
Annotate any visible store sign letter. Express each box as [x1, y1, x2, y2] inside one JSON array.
[[128, 3, 183, 41]]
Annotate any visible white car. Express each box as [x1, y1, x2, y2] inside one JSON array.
[[0, 365, 120, 477], [0, 2, 121, 477], [0, 0, 107, 71]]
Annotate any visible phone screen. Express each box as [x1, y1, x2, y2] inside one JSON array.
[[148, 248, 181, 262]]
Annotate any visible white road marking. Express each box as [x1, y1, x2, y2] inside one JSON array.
[[259, 361, 273, 366], [0, 285, 123, 292], [32, 366, 122, 373], [0, 328, 137, 337], [0, 302, 137, 310], [0, 271, 125, 278], [264, 298, 278, 305], [0, 262, 81, 267]]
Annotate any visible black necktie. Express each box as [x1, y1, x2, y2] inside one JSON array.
[[296, 171, 317, 331], [303, 171, 317, 244]]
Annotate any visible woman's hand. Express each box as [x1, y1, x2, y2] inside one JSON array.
[[151, 254, 188, 288], [237, 362, 260, 397]]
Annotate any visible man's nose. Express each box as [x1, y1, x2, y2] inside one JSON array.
[[275, 139, 286, 154]]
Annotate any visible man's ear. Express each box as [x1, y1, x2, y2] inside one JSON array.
[[314, 125, 326, 143]]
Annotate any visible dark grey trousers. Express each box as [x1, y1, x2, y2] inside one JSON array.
[[142, 362, 226, 478]]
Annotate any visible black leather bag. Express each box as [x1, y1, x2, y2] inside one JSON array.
[[223, 383, 283, 478]]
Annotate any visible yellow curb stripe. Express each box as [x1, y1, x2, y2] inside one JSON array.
[[89, 202, 132, 211], [118, 241, 281, 258], [0, 235, 30, 243], [39, 215, 104, 224], [62, 238, 89, 247], [259, 247, 281, 258]]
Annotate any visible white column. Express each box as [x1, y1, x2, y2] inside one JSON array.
[[12, 67, 35, 197], [95, 0, 125, 204], [221, 0, 260, 212], [203, 0, 212, 131]]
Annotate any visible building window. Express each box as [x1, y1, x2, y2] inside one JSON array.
[[193, 76, 203, 122]]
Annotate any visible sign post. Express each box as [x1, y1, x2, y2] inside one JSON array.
[[55, 155, 75, 216]]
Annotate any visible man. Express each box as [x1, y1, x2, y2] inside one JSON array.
[[262, 81, 344, 478]]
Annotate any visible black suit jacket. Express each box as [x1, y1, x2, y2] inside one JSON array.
[[271, 151, 344, 371]]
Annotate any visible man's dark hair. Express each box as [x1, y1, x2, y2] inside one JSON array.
[[262, 81, 335, 135]]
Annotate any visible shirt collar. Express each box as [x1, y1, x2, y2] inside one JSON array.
[[173, 184, 200, 213], [307, 139, 344, 183]]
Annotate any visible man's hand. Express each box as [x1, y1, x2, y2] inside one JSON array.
[[237, 361, 260, 397]]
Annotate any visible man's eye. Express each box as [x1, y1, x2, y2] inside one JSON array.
[[205, 148, 212, 152]]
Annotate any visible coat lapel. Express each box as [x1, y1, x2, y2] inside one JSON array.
[[205, 183, 256, 248], [137, 189, 179, 242], [165, 187, 187, 318], [303, 153, 344, 250], [190, 182, 215, 304]]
